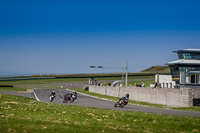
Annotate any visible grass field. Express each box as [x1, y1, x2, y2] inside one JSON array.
[[0, 74, 154, 85], [0, 87, 27, 92], [0, 78, 88, 86], [0, 75, 155, 92], [1, 94, 200, 133]]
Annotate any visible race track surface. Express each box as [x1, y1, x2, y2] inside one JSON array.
[[33, 89, 200, 117], [1, 89, 200, 117]]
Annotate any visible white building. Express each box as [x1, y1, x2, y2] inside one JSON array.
[[155, 74, 176, 88], [157, 49, 200, 88]]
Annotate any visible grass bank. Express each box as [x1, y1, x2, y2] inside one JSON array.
[[0, 87, 27, 92], [0, 75, 154, 92], [1, 94, 200, 133], [0, 75, 154, 86]]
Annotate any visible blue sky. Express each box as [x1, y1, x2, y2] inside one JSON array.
[[0, 0, 200, 75]]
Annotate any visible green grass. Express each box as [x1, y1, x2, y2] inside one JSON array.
[[0, 78, 89, 86], [1, 94, 200, 133], [0, 87, 27, 92], [140, 66, 170, 73], [0, 75, 154, 86]]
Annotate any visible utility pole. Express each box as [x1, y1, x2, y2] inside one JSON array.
[[125, 61, 128, 87], [157, 72, 159, 88]]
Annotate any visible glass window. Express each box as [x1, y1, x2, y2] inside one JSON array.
[[179, 52, 199, 59], [178, 53, 183, 59]]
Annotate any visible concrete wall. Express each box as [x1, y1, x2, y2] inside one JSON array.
[[89, 85, 193, 107]]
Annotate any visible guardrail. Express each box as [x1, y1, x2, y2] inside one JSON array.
[[0, 77, 56, 81]]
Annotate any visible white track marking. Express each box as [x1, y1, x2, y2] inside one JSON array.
[[32, 89, 40, 101]]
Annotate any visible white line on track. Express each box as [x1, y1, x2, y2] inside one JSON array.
[[32, 89, 40, 101]]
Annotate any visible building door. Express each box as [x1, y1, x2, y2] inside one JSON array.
[[191, 73, 195, 83], [170, 83, 172, 88]]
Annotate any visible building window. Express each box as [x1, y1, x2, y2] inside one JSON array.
[[179, 52, 197, 59]]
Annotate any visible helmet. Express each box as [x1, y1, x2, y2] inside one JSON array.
[[53, 91, 55, 93], [126, 93, 129, 98]]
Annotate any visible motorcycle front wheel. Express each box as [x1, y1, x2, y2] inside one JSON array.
[[49, 97, 52, 102], [114, 103, 119, 107]]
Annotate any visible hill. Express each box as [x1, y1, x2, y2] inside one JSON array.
[[140, 66, 170, 73]]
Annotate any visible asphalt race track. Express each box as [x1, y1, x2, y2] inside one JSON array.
[[1, 89, 200, 117]]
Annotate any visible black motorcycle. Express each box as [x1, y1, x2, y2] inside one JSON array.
[[114, 98, 128, 108]]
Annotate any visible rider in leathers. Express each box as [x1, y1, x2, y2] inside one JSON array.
[[50, 91, 56, 96], [64, 91, 72, 101], [119, 93, 129, 105]]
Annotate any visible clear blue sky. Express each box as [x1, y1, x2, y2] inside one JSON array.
[[0, 0, 200, 75]]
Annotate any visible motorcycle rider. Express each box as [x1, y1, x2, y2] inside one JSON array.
[[72, 92, 77, 98], [50, 91, 56, 96], [64, 91, 72, 101], [73, 91, 77, 95], [119, 93, 129, 105], [49, 91, 56, 102]]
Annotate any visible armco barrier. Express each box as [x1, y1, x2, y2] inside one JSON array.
[[89, 85, 193, 107], [0, 77, 56, 81]]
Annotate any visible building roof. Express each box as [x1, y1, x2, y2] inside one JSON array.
[[166, 59, 200, 65], [173, 49, 200, 53]]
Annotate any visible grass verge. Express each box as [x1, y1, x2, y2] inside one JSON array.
[[1, 94, 200, 133], [0, 87, 27, 92], [0, 75, 153, 86]]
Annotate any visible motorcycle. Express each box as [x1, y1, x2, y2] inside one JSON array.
[[63, 94, 71, 103], [49, 94, 56, 102], [114, 98, 128, 108], [63, 92, 78, 103]]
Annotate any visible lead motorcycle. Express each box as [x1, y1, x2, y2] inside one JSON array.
[[114, 98, 128, 108]]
